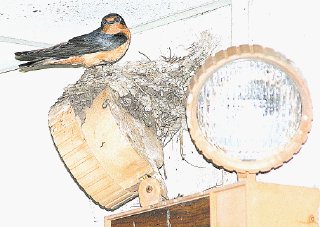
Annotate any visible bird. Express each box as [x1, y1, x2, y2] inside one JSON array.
[[14, 13, 131, 71]]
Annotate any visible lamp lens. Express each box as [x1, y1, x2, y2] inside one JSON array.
[[197, 59, 302, 161]]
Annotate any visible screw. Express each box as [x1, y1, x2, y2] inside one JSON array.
[[146, 185, 153, 193]]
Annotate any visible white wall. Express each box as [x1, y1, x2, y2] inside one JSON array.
[[0, 1, 319, 226], [247, 0, 320, 187]]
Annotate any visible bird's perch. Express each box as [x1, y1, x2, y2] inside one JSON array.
[[48, 32, 218, 210]]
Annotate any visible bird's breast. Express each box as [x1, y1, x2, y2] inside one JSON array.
[[83, 41, 130, 66]]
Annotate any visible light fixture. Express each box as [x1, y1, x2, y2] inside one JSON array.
[[186, 45, 312, 174]]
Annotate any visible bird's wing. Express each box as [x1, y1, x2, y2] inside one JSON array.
[[15, 29, 128, 61]]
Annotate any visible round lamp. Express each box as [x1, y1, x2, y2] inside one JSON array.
[[186, 45, 312, 174]]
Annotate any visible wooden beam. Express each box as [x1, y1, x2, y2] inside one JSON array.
[[106, 182, 320, 226]]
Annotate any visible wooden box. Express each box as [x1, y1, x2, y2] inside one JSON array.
[[105, 181, 320, 226]]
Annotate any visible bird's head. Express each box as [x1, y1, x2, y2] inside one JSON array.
[[101, 13, 129, 35]]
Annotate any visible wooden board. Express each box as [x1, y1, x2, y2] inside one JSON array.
[[105, 191, 212, 227], [110, 197, 210, 227], [106, 182, 320, 226]]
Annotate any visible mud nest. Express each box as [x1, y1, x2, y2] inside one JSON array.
[[58, 31, 218, 147]]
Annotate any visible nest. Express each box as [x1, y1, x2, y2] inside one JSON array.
[[58, 31, 218, 149]]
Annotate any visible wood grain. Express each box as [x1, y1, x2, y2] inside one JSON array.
[[110, 197, 210, 227]]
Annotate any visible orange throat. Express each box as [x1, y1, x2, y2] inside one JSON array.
[[102, 24, 131, 38]]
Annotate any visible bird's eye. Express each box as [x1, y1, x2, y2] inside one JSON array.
[[102, 18, 114, 25], [101, 14, 123, 26], [114, 17, 121, 23]]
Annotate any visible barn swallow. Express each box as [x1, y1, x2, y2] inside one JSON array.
[[15, 13, 131, 71]]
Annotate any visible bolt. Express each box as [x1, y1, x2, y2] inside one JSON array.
[[146, 185, 153, 193], [309, 215, 315, 223]]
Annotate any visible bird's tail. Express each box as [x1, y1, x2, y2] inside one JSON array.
[[14, 50, 49, 72], [15, 49, 45, 61], [0, 51, 41, 74], [18, 59, 55, 72], [0, 59, 54, 74], [15, 51, 30, 61]]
